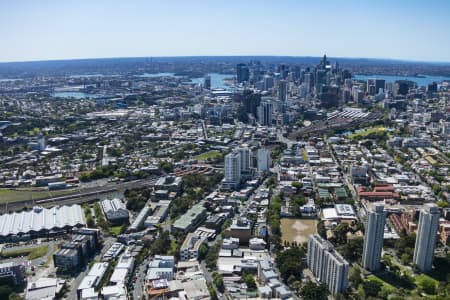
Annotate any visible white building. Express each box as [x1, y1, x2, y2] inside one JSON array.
[[224, 151, 241, 188], [362, 204, 386, 272], [307, 234, 349, 294], [249, 237, 267, 250], [77, 262, 109, 298], [257, 148, 271, 173], [179, 233, 207, 261], [413, 203, 440, 272]]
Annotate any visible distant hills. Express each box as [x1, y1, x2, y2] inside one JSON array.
[[1, 56, 450, 78]]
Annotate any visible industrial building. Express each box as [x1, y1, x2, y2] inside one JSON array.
[[0, 205, 85, 241], [101, 198, 129, 224]]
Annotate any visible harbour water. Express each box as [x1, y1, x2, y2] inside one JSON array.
[[136, 72, 233, 89], [353, 74, 450, 86], [51, 91, 101, 99]]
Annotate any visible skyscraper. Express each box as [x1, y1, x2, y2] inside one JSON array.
[[375, 79, 386, 94], [257, 101, 273, 126], [242, 90, 261, 118], [257, 148, 271, 173], [224, 151, 241, 188], [278, 80, 287, 102], [362, 204, 386, 272], [304, 73, 312, 94], [413, 203, 440, 272], [236, 63, 250, 83], [315, 69, 327, 92], [204, 75, 211, 89], [237, 147, 251, 173], [307, 234, 349, 295], [263, 75, 274, 91]]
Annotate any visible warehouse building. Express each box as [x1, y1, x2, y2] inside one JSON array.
[[0, 205, 84, 242]]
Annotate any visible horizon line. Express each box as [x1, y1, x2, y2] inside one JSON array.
[[1, 54, 450, 65]]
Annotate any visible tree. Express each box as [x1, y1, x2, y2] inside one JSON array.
[[362, 280, 382, 298], [420, 277, 437, 295], [275, 247, 306, 282], [331, 223, 350, 245], [198, 243, 208, 260], [349, 266, 362, 288], [212, 272, 225, 293], [159, 160, 173, 173], [317, 221, 326, 239], [300, 282, 329, 300], [0, 286, 13, 300], [150, 230, 171, 255], [338, 237, 363, 261], [8, 293, 22, 300], [241, 272, 257, 291], [400, 253, 411, 264], [86, 216, 95, 227]]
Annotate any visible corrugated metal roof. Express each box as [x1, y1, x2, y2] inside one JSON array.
[[0, 205, 84, 237]]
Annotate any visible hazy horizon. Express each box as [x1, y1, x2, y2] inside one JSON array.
[[1, 54, 450, 65]]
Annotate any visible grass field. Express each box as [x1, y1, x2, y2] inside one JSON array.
[[0, 188, 77, 204], [415, 274, 439, 291], [110, 225, 122, 236], [367, 275, 397, 293], [195, 150, 222, 161], [280, 218, 317, 244], [1, 245, 49, 260], [348, 127, 387, 139]]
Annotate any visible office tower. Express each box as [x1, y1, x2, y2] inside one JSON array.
[[344, 78, 353, 90], [257, 101, 273, 126], [318, 54, 329, 70], [375, 79, 385, 94], [304, 73, 312, 94], [236, 63, 250, 83], [367, 79, 376, 96], [362, 204, 386, 272], [237, 147, 251, 173], [427, 82, 438, 93], [394, 80, 415, 96], [257, 148, 271, 173], [307, 234, 349, 295], [263, 75, 274, 91], [278, 64, 288, 79], [278, 80, 288, 102], [204, 75, 211, 89], [413, 203, 440, 272], [242, 90, 261, 118], [292, 66, 301, 81], [224, 151, 241, 186], [315, 69, 327, 92]]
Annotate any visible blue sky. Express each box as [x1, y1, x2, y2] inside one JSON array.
[[1, 0, 449, 62]]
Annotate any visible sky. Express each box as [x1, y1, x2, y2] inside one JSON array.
[[1, 0, 450, 63]]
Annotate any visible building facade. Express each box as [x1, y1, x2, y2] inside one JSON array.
[[224, 151, 241, 188], [307, 234, 349, 294], [362, 204, 386, 272], [413, 203, 440, 272]]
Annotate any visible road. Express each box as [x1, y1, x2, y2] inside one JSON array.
[[65, 236, 115, 300], [132, 256, 151, 300], [1, 240, 57, 268]]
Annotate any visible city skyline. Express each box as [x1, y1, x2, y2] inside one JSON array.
[[1, 0, 450, 63]]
